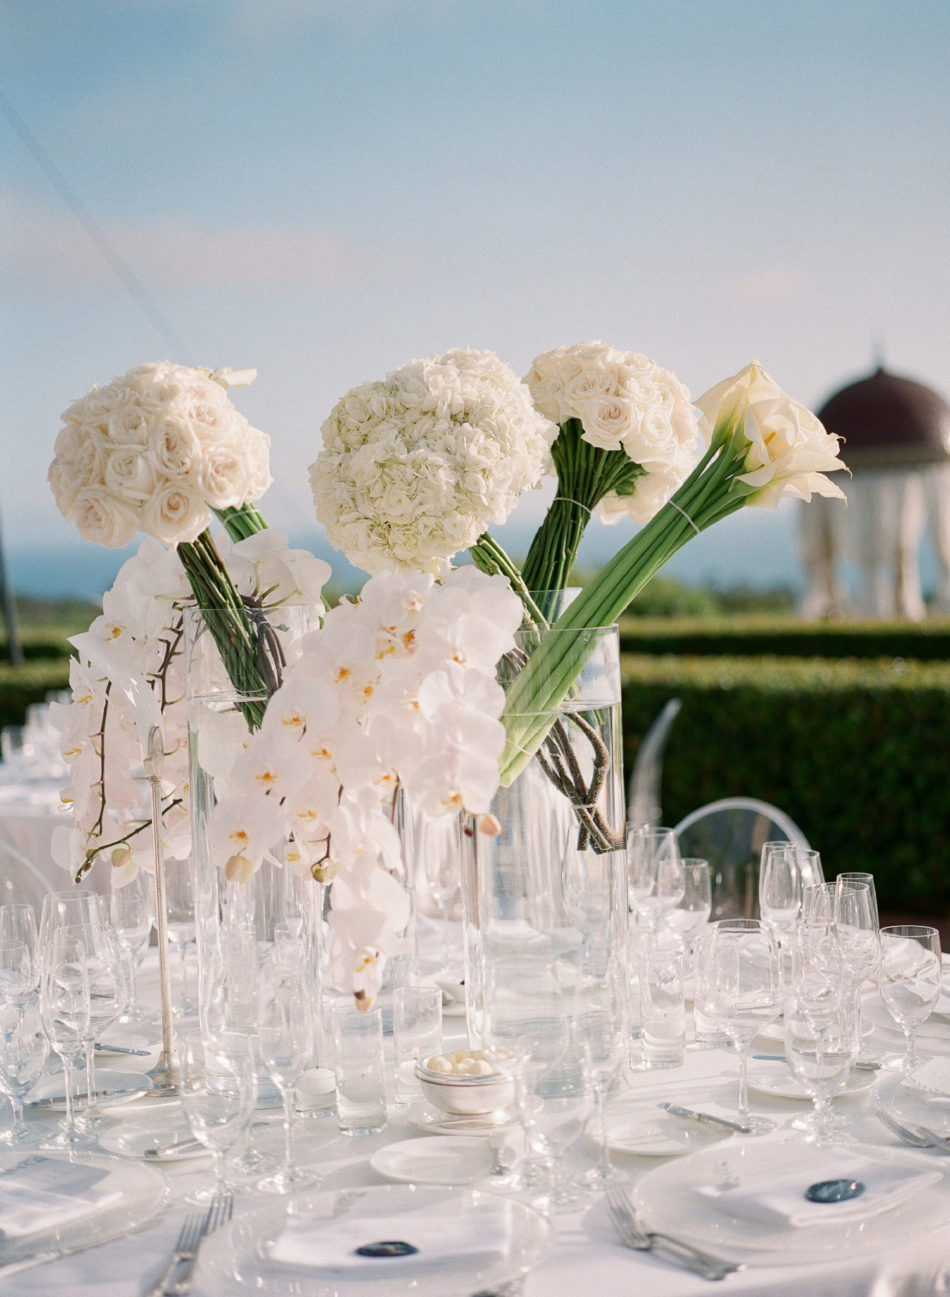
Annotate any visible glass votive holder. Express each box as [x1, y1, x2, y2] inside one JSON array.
[[296, 1066, 336, 1119], [331, 1003, 387, 1136], [392, 984, 443, 1106], [638, 947, 686, 1068]]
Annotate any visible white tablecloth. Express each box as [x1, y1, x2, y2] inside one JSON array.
[[4, 958, 950, 1296]]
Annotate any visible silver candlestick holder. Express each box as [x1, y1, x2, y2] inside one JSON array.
[[144, 724, 180, 1096]]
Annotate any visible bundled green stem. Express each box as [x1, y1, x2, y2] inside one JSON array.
[[498, 425, 754, 784]]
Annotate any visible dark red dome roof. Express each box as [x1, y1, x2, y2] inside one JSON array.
[[817, 367, 950, 467]]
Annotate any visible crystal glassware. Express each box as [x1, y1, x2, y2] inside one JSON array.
[[784, 978, 857, 1145], [0, 990, 49, 1146], [39, 927, 91, 1148], [180, 1033, 255, 1204], [879, 925, 941, 1071], [0, 903, 39, 1004], [109, 870, 155, 1026], [626, 826, 685, 932], [257, 952, 317, 1192], [695, 918, 781, 1133], [662, 858, 711, 953]]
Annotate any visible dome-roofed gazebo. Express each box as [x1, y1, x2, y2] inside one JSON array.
[[800, 365, 950, 619]]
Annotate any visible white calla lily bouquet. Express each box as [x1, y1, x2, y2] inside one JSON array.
[[48, 344, 846, 1003]]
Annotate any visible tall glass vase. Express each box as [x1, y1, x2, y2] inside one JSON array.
[[460, 619, 628, 1048], [184, 604, 316, 1039]]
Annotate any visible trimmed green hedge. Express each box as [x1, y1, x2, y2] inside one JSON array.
[[0, 630, 75, 662], [0, 662, 72, 729], [621, 653, 950, 912], [619, 616, 950, 661]]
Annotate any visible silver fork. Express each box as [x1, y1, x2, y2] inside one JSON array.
[[606, 1184, 743, 1281], [145, 1211, 208, 1297], [165, 1190, 234, 1296], [875, 1107, 950, 1152]]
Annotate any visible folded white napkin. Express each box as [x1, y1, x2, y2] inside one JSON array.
[[269, 1195, 513, 1275], [697, 1147, 941, 1228], [903, 1057, 950, 1096], [0, 1156, 122, 1239]]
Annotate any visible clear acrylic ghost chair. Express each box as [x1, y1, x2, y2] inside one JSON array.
[[627, 699, 682, 829], [674, 797, 811, 922]]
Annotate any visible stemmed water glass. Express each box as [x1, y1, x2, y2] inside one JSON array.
[[0, 903, 39, 1003], [879, 925, 942, 1071], [576, 968, 626, 1188], [696, 918, 781, 1133], [0, 992, 48, 1146], [662, 858, 711, 957], [109, 870, 155, 1026], [39, 928, 91, 1147], [759, 845, 803, 982], [531, 1047, 593, 1210], [784, 976, 857, 1145], [626, 826, 685, 932], [180, 1033, 256, 1204], [257, 942, 317, 1194]]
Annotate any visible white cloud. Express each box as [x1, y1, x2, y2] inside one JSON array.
[[0, 195, 357, 291]]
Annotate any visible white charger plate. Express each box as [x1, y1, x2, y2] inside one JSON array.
[[632, 1135, 950, 1265], [606, 1109, 729, 1157], [0, 1150, 165, 1273], [748, 1060, 877, 1101], [196, 1183, 549, 1296], [371, 1136, 494, 1185]]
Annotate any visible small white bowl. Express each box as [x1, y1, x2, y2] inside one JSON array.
[[414, 1063, 514, 1116]]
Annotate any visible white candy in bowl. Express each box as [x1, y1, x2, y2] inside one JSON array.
[[415, 1048, 515, 1116]]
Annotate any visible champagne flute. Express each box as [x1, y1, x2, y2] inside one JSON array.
[[833, 880, 880, 1050], [626, 826, 685, 932], [759, 845, 802, 983], [39, 928, 91, 1147], [109, 870, 155, 1026], [164, 858, 197, 1017], [696, 918, 781, 1133], [422, 820, 460, 973], [879, 925, 941, 1071], [180, 1033, 255, 1204], [576, 968, 626, 1188], [257, 946, 317, 1194], [0, 991, 49, 1146]]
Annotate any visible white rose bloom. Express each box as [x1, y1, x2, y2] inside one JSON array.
[[141, 482, 209, 545], [66, 486, 139, 549], [103, 446, 158, 502], [696, 361, 846, 508], [525, 341, 700, 523]]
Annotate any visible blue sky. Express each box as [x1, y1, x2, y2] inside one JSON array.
[[2, 0, 949, 598]]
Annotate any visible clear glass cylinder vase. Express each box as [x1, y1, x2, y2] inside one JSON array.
[[183, 604, 319, 1037], [460, 619, 628, 1046]]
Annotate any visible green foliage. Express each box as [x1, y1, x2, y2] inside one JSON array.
[[619, 615, 950, 661], [0, 661, 71, 729], [621, 653, 950, 912]]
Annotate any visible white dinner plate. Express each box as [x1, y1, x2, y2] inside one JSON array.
[[196, 1183, 549, 1296], [371, 1136, 494, 1185], [748, 1060, 877, 1101], [632, 1135, 950, 1265], [406, 1099, 520, 1136], [94, 1032, 162, 1073], [0, 1150, 166, 1273], [878, 1069, 950, 1139], [605, 1109, 730, 1157], [27, 1068, 150, 1110]]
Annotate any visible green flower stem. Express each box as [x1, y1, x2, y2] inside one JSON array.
[[498, 426, 754, 784], [520, 420, 644, 593], [470, 533, 549, 632], [176, 503, 275, 731]]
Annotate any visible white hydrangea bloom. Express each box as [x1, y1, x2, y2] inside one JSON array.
[[49, 361, 272, 547], [310, 348, 556, 575], [525, 341, 701, 524]]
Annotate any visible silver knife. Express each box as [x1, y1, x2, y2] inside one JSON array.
[[753, 1053, 882, 1071], [95, 1041, 152, 1057], [658, 1101, 753, 1133]]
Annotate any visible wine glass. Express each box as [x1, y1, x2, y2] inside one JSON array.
[[532, 1046, 594, 1211], [109, 870, 155, 1026], [695, 918, 781, 1133], [180, 1033, 256, 1204], [0, 903, 39, 1004], [421, 819, 460, 974], [879, 925, 941, 1071], [39, 928, 91, 1148], [785, 977, 857, 1145], [164, 858, 197, 1018], [662, 858, 711, 955], [257, 945, 317, 1194], [626, 826, 685, 931], [0, 991, 49, 1146], [576, 968, 626, 1188], [484, 954, 569, 1193]]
